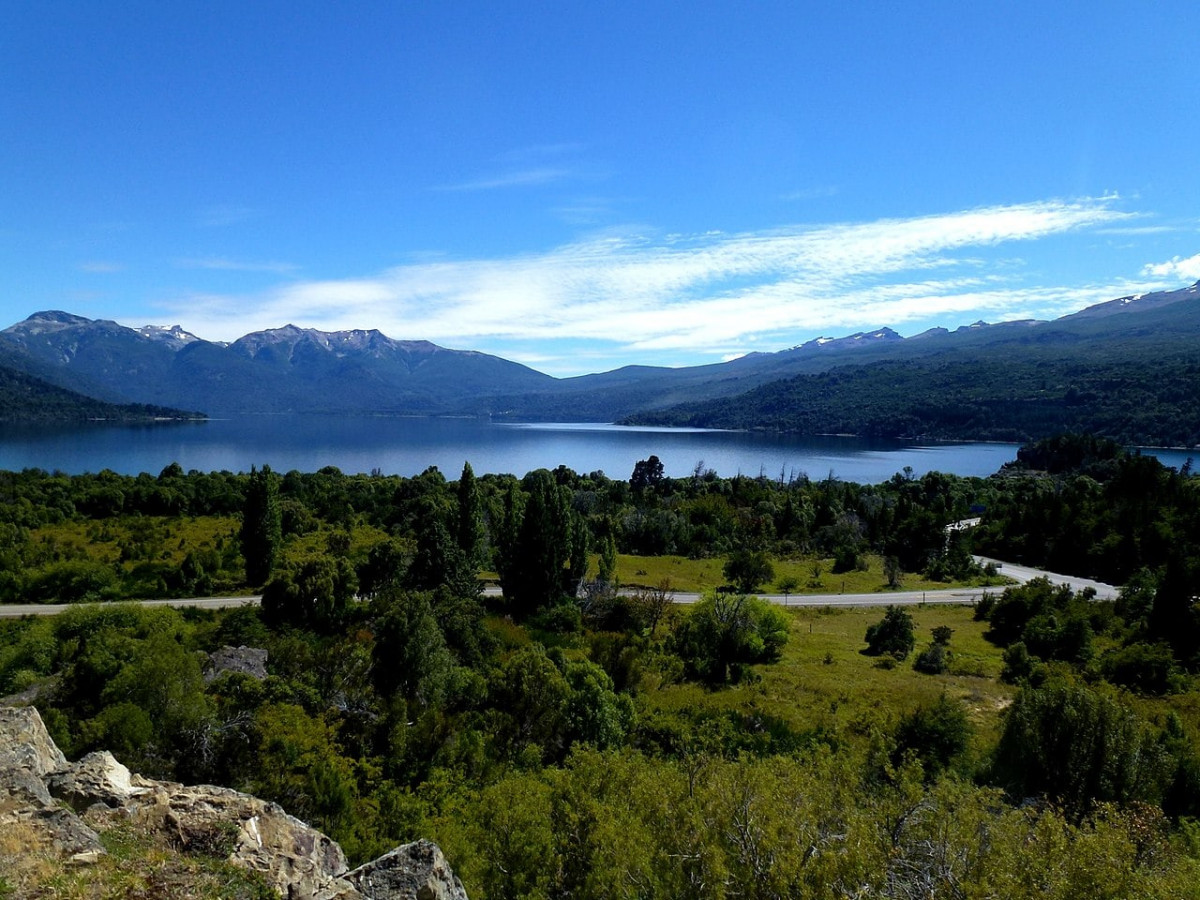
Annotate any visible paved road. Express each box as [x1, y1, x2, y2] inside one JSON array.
[[0, 595, 261, 618], [0, 586, 1000, 617], [0, 556, 1119, 618], [972, 556, 1118, 601]]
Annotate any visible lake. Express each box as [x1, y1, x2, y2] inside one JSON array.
[[0, 417, 1191, 483]]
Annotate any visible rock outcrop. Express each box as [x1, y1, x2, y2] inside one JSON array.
[[346, 840, 469, 900], [0, 705, 468, 899], [0, 706, 105, 863], [205, 645, 270, 682]]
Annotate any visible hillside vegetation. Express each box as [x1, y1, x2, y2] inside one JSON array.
[[2, 436, 1200, 897]]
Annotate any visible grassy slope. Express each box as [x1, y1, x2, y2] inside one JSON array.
[[642, 604, 1015, 759]]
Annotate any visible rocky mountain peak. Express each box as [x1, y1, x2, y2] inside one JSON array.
[[136, 323, 203, 347], [3, 310, 105, 336]]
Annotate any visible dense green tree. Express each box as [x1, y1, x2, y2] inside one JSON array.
[[1148, 555, 1200, 664], [240, 464, 281, 586], [496, 470, 587, 619], [596, 528, 618, 587], [669, 591, 790, 683], [261, 555, 357, 630], [491, 646, 572, 760], [455, 461, 486, 568], [1101, 642, 1180, 695], [562, 659, 635, 750], [892, 695, 971, 779], [991, 682, 1171, 819], [405, 505, 478, 598], [372, 586, 455, 708], [865, 605, 916, 659], [356, 537, 409, 599], [629, 455, 665, 493], [722, 548, 775, 593]]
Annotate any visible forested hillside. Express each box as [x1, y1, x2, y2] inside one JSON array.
[[626, 310, 1200, 445], [0, 361, 201, 422]]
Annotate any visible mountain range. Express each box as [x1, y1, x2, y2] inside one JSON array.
[[2, 281, 1199, 446]]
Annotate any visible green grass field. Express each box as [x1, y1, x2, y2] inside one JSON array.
[[639, 603, 1015, 760], [610, 552, 1007, 595]]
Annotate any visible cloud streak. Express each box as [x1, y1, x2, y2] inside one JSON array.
[[175, 256, 298, 274], [162, 197, 1152, 372], [433, 168, 574, 192]]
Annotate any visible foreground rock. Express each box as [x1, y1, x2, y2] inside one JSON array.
[[0, 705, 468, 899], [346, 840, 469, 900], [0, 706, 105, 863]]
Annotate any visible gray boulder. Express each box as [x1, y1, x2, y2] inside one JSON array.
[[346, 840, 469, 900], [0, 705, 469, 898], [205, 645, 269, 682], [47, 749, 146, 811], [0, 705, 67, 778]]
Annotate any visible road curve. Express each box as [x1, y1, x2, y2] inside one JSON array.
[[971, 556, 1118, 601]]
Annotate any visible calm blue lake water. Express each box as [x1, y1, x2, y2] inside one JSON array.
[[0, 417, 1191, 483]]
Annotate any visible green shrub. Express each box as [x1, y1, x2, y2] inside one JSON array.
[[913, 642, 949, 675], [892, 695, 971, 778], [864, 606, 915, 659]]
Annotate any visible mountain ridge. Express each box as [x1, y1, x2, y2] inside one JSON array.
[[2, 281, 1198, 438]]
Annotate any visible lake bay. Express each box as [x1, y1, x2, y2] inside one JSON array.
[[0, 417, 1190, 483]]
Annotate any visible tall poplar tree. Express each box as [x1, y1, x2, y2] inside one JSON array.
[[456, 461, 486, 569], [240, 464, 281, 587], [497, 470, 587, 619]]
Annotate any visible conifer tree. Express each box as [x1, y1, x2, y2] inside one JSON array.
[[456, 461, 486, 568], [497, 470, 587, 619], [597, 529, 618, 586], [240, 464, 281, 587]]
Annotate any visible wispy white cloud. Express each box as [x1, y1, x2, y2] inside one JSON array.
[[1099, 224, 1176, 236], [435, 142, 599, 193], [1142, 251, 1200, 281], [197, 205, 260, 227], [162, 197, 1144, 369], [434, 168, 574, 192], [551, 196, 626, 226], [500, 143, 587, 163], [78, 260, 124, 273], [781, 185, 839, 201], [175, 257, 298, 274]]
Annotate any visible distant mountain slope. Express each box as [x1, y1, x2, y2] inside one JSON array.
[[0, 361, 200, 422], [470, 285, 1200, 423], [625, 283, 1200, 446]]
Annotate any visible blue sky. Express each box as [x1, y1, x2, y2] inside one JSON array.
[[3, 1, 1199, 376]]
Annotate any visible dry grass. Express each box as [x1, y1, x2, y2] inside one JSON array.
[[0, 817, 275, 900]]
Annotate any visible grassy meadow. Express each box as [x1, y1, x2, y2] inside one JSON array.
[[609, 552, 1007, 595], [641, 603, 1015, 759]]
